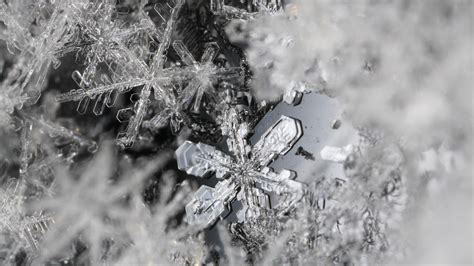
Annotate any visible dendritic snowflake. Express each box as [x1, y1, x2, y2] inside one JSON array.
[[1, 0, 468, 264], [144, 40, 240, 134], [0, 0, 86, 125], [0, 178, 53, 257], [54, 0, 240, 147], [176, 106, 306, 228]]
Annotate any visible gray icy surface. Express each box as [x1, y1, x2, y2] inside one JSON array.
[[251, 92, 358, 183]]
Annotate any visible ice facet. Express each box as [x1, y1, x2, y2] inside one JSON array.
[[252, 115, 303, 166]]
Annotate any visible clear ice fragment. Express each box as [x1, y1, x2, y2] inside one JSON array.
[[200, 43, 219, 64], [93, 93, 107, 115], [173, 40, 197, 66], [77, 97, 91, 114], [117, 107, 135, 123]]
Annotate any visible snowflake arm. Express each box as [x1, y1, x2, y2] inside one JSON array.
[[251, 115, 303, 166], [20, 112, 97, 152]]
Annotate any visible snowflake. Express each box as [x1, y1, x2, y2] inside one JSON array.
[[0, 0, 87, 111], [0, 179, 53, 254], [53, 0, 185, 148], [144, 40, 240, 134], [176, 106, 306, 228], [55, 0, 240, 146]]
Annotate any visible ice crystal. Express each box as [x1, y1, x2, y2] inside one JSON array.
[[0, 178, 53, 259], [19, 112, 97, 154], [0, 0, 471, 264], [55, 0, 242, 146], [144, 40, 240, 133], [176, 106, 306, 228], [0, 0, 86, 120], [54, 0, 185, 148]]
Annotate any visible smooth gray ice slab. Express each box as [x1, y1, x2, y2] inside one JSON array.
[[251, 92, 359, 183]]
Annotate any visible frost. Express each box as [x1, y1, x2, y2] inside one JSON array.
[[0, 179, 53, 259], [54, 0, 185, 148], [54, 0, 239, 147], [20, 112, 97, 153], [228, 1, 472, 263], [0, 0, 86, 125], [0, 0, 471, 264], [211, 0, 284, 19]]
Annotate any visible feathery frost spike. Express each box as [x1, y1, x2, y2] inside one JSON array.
[[21, 113, 98, 153]]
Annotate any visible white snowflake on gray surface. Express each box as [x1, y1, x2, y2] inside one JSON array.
[[176, 107, 306, 228]]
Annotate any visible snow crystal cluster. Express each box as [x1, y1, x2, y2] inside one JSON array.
[[1, 0, 471, 265]]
